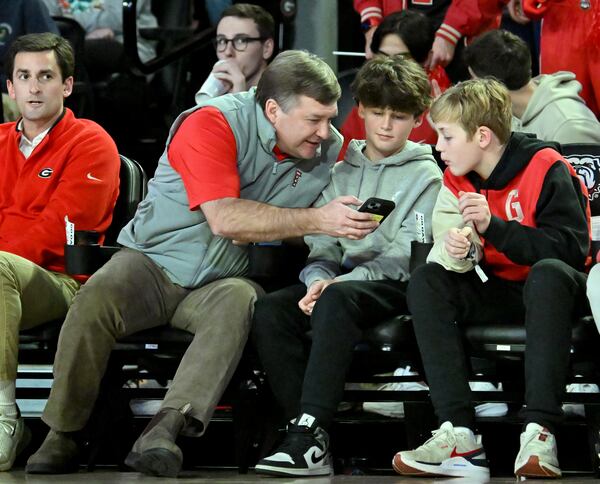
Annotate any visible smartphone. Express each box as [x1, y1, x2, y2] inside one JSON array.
[[358, 197, 396, 223]]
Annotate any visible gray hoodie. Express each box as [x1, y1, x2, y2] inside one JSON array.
[[513, 71, 600, 144], [300, 139, 442, 287]]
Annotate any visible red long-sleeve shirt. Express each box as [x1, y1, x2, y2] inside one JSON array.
[[0, 108, 120, 273]]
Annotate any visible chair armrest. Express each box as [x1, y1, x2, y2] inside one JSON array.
[[64, 244, 120, 276], [409, 241, 433, 274], [247, 242, 308, 291]]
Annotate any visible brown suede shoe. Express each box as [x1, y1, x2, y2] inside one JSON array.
[[25, 430, 79, 474], [124, 403, 191, 477]]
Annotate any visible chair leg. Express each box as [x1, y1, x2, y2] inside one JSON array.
[[233, 373, 266, 474], [84, 356, 134, 471]]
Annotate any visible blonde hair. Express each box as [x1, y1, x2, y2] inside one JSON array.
[[430, 78, 512, 144]]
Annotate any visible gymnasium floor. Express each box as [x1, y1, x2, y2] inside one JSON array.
[[2, 469, 599, 483]]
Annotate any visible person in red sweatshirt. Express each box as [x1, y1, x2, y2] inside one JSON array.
[[0, 32, 119, 470], [354, 0, 502, 81], [521, 0, 600, 118]]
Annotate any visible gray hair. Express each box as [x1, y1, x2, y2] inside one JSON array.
[[256, 50, 340, 111]]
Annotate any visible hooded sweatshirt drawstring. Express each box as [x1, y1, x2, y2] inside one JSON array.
[[373, 164, 386, 196]]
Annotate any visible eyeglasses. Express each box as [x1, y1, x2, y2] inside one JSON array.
[[212, 35, 266, 52]]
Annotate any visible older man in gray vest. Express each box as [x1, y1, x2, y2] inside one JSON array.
[[26, 50, 378, 477]]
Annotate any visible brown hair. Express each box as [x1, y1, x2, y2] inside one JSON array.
[[5, 32, 74, 82], [464, 29, 531, 90], [220, 3, 275, 40], [351, 55, 431, 116]]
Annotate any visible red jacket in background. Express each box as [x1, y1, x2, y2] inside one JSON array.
[[523, 0, 600, 117], [354, 0, 502, 48], [0, 108, 120, 274]]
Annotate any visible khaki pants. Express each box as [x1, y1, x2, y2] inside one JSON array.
[[0, 251, 80, 380], [42, 248, 263, 435]]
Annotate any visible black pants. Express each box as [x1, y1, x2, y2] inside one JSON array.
[[252, 279, 408, 429], [407, 259, 588, 433]]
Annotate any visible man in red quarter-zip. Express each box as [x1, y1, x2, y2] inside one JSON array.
[[0, 32, 119, 471]]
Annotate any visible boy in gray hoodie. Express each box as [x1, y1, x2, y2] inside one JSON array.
[[464, 29, 600, 145], [252, 55, 443, 477]]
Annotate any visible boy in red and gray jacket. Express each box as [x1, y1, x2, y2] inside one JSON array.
[[393, 78, 590, 479]]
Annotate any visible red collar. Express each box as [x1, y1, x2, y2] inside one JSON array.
[[273, 145, 289, 161]]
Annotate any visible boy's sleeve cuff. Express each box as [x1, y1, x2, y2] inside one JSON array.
[[483, 215, 506, 241], [435, 23, 462, 46]]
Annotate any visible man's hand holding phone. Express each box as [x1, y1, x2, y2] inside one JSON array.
[[358, 197, 396, 223], [316, 196, 379, 240]]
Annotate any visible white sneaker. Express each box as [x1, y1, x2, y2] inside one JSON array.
[[362, 367, 427, 418], [514, 423, 561, 478], [469, 381, 509, 417], [392, 421, 490, 479], [563, 382, 600, 418], [363, 367, 508, 419], [0, 415, 30, 471]]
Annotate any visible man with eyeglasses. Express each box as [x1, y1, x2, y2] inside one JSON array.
[[195, 3, 274, 102]]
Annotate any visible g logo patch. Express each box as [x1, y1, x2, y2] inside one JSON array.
[[505, 189, 524, 222], [38, 168, 54, 179]]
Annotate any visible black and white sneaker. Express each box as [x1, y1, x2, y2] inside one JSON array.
[[255, 413, 332, 477]]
